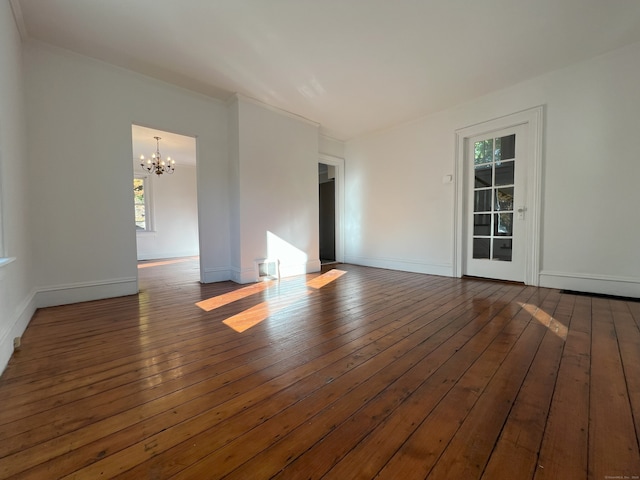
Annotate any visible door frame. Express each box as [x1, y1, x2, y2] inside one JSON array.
[[453, 106, 544, 285], [319, 153, 345, 263]]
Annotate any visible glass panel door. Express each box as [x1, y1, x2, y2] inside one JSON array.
[[465, 124, 526, 282], [472, 133, 516, 261]]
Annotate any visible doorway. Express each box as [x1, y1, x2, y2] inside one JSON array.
[[318, 155, 345, 265], [319, 164, 336, 263], [131, 125, 200, 283], [454, 107, 543, 285]]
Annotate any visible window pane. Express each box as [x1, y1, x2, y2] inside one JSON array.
[[494, 213, 513, 236], [473, 238, 491, 259], [474, 139, 493, 164], [495, 187, 514, 211], [493, 239, 512, 261], [474, 164, 492, 188], [495, 134, 515, 160], [134, 178, 145, 205], [474, 189, 492, 212], [473, 214, 491, 236], [494, 161, 514, 186], [134, 178, 146, 230], [135, 204, 146, 230]]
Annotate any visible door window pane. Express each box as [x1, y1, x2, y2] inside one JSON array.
[[493, 239, 513, 261], [495, 134, 515, 160], [494, 161, 514, 186], [474, 164, 492, 188], [473, 238, 491, 259], [494, 213, 513, 236], [474, 139, 493, 164], [474, 189, 492, 212], [495, 187, 514, 211], [474, 214, 491, 236]]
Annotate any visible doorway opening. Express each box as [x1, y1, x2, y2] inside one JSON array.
[[319, 163, 336, 264], [318, 154, 345, 266], [131, 124, 200, 287]]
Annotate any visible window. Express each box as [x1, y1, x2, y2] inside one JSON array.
[[134, 176, 152, 231]]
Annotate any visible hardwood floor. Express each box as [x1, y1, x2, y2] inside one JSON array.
[[1, 258, 639, 479]]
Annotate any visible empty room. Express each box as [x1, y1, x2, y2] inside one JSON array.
[[0, 1, 639, 479]]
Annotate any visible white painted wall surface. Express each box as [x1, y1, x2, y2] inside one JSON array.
[[346, 41, 640, 297], [24, 43, 230, 305], [319, 134, 345, 159], [230, 97, 321, 283], [135, 164, 199, 260], [0, 3, 36, 372]]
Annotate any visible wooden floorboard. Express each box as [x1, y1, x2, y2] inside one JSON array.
[[0, 258, 639, 479]]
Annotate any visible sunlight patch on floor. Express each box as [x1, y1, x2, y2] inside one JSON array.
[[202, 269, 348, 333], [138, 257, 195, 269], [196, 282, 272, 312], [519, 302, 568, 340], [307, 269, 346, 289], [223, 291, 313, 333]]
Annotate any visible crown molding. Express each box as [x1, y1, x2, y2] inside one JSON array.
[[232, 93, 320, 129]]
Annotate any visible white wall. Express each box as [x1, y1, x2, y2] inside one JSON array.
[[346, 40, 640, 297], [135, 164, 199, 260], [0, 3, 36, 372], [319, 134, 345, 159], [24, 42, 230, 306], [229, 96, 321, 283]]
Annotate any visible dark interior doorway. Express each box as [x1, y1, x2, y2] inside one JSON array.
[[319, 163, 336, 264]]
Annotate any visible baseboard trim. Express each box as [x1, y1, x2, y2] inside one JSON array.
[[202, 266, 232, 284], [36, 277, 138, 308], [137, 251, 199, 261], [539, 271, 640, 298], [228, 260, 323, 285], [0, 288, 37, 375], [344, 255, 453, 277]]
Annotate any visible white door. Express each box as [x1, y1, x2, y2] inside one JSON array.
[[465, 124, 527, 282]]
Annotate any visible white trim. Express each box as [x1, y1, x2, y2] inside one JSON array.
[[0, 288, 37, 375], [540, 270, 640, 298], [319, 153, 345, 264], [344, 255, 453, 277], [202, 265, 232, 284], [454, 106, 544, 286], [36, 277, 138, 308], [230, 94, 320, 129]]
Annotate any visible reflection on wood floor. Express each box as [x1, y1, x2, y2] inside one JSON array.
[[0, 257, 639, 479]]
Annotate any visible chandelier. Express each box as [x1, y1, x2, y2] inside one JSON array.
[[140, 136, 176, 176]]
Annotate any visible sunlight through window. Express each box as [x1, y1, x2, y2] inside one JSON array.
[[518, 302, 568, 340], [138, 258, 194, 269], [223, 291, 313, 333], [197, 269, 348, 333], [196, 282, 272, 312], [306, 269, 346, 289]]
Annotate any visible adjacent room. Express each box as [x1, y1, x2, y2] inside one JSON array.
[[0, 1, 639, 478]]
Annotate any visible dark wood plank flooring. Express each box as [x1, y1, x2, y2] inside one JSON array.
[[0, 258, 639, 479]]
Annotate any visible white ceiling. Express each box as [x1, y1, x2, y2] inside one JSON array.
[[132, 125, 197, 167], [12, 0, 640, 140]]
